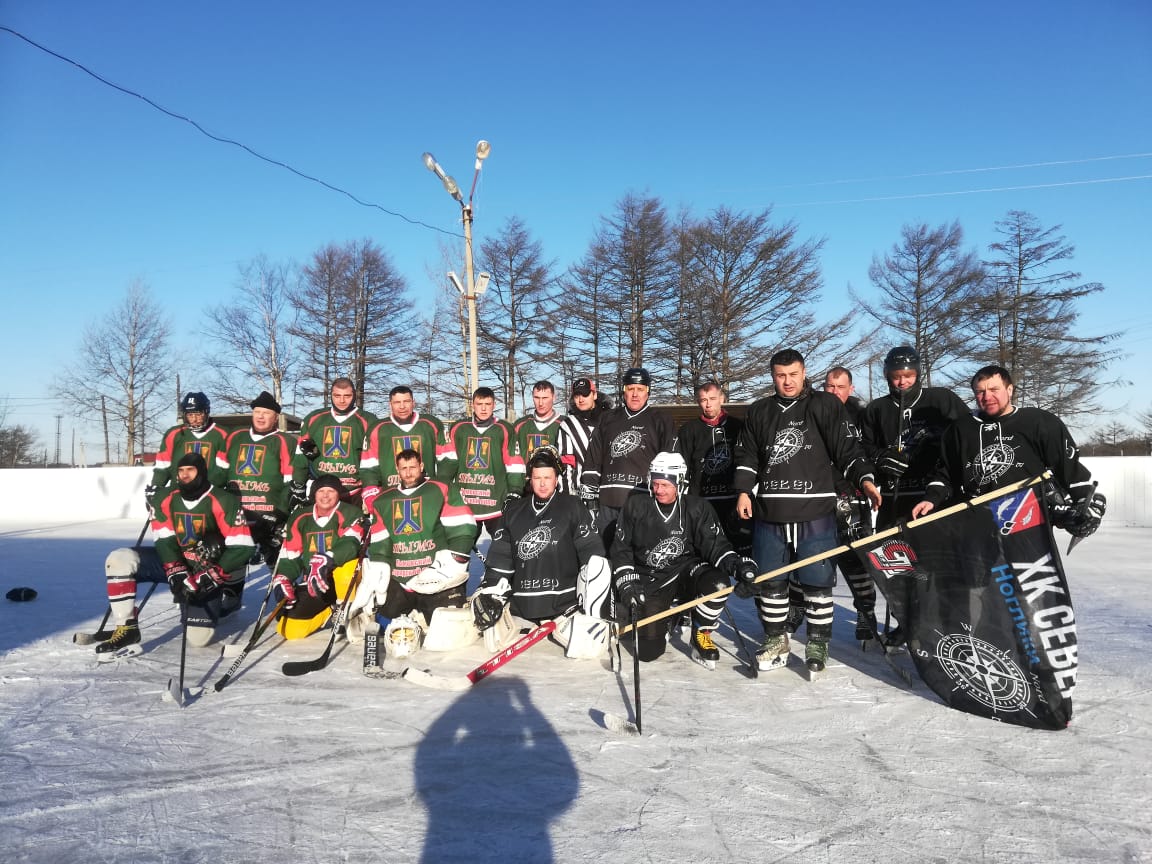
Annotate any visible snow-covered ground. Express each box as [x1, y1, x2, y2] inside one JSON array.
[[1, 518, 1149, 864]]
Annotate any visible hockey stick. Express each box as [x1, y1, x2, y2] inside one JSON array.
[[403, 619, 557, 691], [212, 595, 288, 692], [74, 519, 153, 644], [620, 472, 1051, 636], [885, 388, 908, 639], [280, 531, 372, 677], [631, 605, 643, 734], [722, 606, 758, 679], [163, 601, 190, 706]]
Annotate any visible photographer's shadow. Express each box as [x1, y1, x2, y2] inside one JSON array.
[[415, 675, 577, 863]]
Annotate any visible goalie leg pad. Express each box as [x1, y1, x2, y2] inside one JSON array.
[[577, 555, 612, 618], [423, 605, 480, 652]]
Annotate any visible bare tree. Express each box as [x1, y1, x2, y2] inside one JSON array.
[[55, 280, 171, 462], [413, 284, 470, 419], [854, 222, 986, 385], [0, 423, 39, 467], [973, 210, 1124, 418], [675, 206, 861, 400], [204, 255, 300, 416], [475, 217, 556, 415], [289, 239, 410, 412]]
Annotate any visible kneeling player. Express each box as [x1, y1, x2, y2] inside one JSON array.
[[610, 452, 754, 668], [272, 475, 366, 639], [346, 448, 477, 670], [472, 446, 610, 656], [97, 453, 254, 657]]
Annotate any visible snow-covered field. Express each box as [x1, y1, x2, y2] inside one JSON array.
[[1, 518, 1149, 864]]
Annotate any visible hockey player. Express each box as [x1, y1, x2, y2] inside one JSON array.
[[732, 349, 880, 676], [216, 390, 295, 566], [440, 387, 524, 539], [817, 367, 879, 643], [146, 391, 228, 514], [272, 474, 367, 639], [911, 364, 1105, 538], [559, 377, 611, 492], [861, 346, 970, 527], [473, 446, 607, 630], [580, 367, 676, 547], [610, 452, 754, 668], [513, 380, 571, 479], [291, 377, 378, 507], [360, 385, 447, 494], [347, 448, 478, 661], [860, 347, 970, 646], [98, 452, 255, 656], [676, 380, 749, 551]]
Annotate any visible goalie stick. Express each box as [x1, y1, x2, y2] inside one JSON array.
[[403, 620, 556, 692]]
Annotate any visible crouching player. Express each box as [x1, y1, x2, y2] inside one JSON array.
[[472, 446, 611, 657], [346, 448, 478, 674], [611, 452, 755, 668], [97, 452, 254, 657], [272, 474, 367, 638]]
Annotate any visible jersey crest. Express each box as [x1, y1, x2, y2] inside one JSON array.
[[173, 511, 207, 547], [391, 435, 423, 461], [234, 443, 266, 477], [523, 432, 551, 458], [182, 440, 213, 460], [516, 525, 553, 561], [465, 436, 491, 470], [391, 497, 424, 535], [323, 425, 352, 459], [610, 429, 643, 458], [304, 531, 334, 555], [645, 535, 685, 570], [768, 426, 805, 465]]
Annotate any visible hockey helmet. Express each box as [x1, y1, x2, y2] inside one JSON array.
[[649, 451, 688, 493], [526, 443, 565, 477], [621, 367, 652, 388], [883, 347, 920, 378], [181, 392, 211, 430]]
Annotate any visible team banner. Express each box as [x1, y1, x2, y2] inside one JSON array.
[[857, 484, 1077, 730]]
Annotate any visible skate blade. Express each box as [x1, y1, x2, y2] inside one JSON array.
[[690, 651, 717, 670], [95, 644, 144, 663], [806, 663, 825, 681]]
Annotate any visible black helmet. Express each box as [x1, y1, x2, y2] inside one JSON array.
[[883, 347, 920, 377], [181, 392, 210, 414], [181, 392, 211, 431], [621, 367, 651, 387]]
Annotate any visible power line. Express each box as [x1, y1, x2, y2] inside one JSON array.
[[0, 25, 462, 239], [780, 174, 1152, 208]]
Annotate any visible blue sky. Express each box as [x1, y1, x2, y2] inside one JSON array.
[[2, 1, 1149, 456]]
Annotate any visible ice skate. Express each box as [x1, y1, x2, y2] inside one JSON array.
[[805, 639, 828, 680], [95, 620, 141, 661], [756, 633, 790, 671], [690, 626, 719, 670]]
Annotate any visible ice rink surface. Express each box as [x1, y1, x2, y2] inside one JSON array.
[[0, 519, 1148, 863]]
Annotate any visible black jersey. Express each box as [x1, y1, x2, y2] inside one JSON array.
[[924, 407, 1094, 508], [861, 385, 970, 497], [676, 413, 745, 502], [483, 492, 603, 621], [581, 404, 676, 508], [733, 388, 874, 523], [610, 491, 738, 591]]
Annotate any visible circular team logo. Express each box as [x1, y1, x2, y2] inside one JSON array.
[[645, 536, 685, 570], [517, 526, 553, 561], [975, 441, 1016, 485], [934, 632, 1032, 713], [610, 430, 644, 458], [702, 444, 731, 475], [768, 428, 805, 465]]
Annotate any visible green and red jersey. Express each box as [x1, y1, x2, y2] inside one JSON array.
[[440, 419, 525, 521], [216, 427, 296, 517], [365, 479, 477, 584], [360, 412, 446, 489]]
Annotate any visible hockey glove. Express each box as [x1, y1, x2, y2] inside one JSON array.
[[163, 561, 190, 602], [360, 485, 382, 509], [877, 447, 910, 479], [144, 484, 158, 517], [731, 557, 759, 599], [579, 484, 599, 505], [303, 552, 336, 599], [615, 571, 645, 612], [183, 564, 228, 599], [289, 481, 308, 510], [1064, 492, 1107, 539], [472, 578, 511, 632], [270, 572, 298, 609], [298, 436, 320, 460]]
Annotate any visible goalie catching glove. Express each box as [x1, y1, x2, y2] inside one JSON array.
[[472, 578, 511, 631]]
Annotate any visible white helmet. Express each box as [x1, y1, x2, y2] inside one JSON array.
[[649, 451, 688, 493]]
